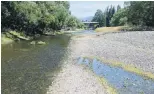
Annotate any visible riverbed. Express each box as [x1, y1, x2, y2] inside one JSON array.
[[2, 30, 154, 94]]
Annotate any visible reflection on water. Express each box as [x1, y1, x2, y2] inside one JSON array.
[[1, 35, 71, 94], [78, 57, 154, 94]]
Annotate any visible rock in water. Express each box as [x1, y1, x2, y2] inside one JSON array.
[[30, 41, 36, 45], [37, 41, 46, 45]]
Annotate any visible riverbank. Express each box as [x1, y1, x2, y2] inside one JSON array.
[[47, 61, 108, 94], [1, 35, 13, 44], [1, 31, 31, 44], [47, 35, 109, 94], [2, 29, 154, 93], [75, 31, 154, 73], [95, 26, 154, 32], [1, 29, 84, 45], [48, 30, 154, 94], [95, 26, 123, 32]]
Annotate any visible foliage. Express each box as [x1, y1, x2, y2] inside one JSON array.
[[1, 1, 83, 35], [104, 5, 115, 27], [117, 5, 121, 11], [92, 1, 154, 28], [66, 15, 84, 29], [92, 9, 105, 27], [121, 25, 154, 31], [125, 1, 154, 26], [92, 6, 116, 27], [110, 8, 127, 26], [66, 16, 77, 28]]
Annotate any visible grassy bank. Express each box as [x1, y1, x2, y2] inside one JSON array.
[[1, 31, 31, 44], [9, 31, 30, 40], [1, 34, 13, 44], [85, 56, 154, 80], [1, 29, 83, 44], [95, 26, 154, 33]]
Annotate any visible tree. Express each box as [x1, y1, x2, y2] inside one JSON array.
[[117, 5, 121, 11], [110, 8, 127, 26], [66, 16, 84, 29], [104, 5, 115, 27], [66, 16, 77, 28], [92, 9, 105, 27], [1, 1, 82, 35], [125, 1, 154, 26], [54, 5, 69, 30]]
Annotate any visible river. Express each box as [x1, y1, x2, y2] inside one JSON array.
[[1, 30, 95, 94], [2, 30, 154, 94], [1, 34, 72, 94]]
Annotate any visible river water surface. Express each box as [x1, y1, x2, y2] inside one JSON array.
[[2, 34, 71, 94], [78, 57, 154, 94], [1, 30, 96, 94]]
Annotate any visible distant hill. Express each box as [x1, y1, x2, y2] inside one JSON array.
[[79, 16, 93, 22]]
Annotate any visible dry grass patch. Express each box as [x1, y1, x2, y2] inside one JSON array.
[[95, 26, 124, 32]]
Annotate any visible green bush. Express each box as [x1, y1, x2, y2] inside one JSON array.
[[1, 1, 83, 36], [121, 25, 154, 31]]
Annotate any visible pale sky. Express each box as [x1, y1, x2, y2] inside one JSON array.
[[69, 1, 124, 18]]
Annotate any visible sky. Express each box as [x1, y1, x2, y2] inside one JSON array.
[[69, 1, 124, 19]]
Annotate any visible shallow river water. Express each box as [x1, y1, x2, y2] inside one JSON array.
[[2, 34, 71, 94], [1, 30, 95, 94], [78, 57, 154, 94]]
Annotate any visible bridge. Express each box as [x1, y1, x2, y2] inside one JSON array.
[[82, 22, 99, 29]]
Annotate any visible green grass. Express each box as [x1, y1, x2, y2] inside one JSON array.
[[9, 31, 30, 40], [1, 31, 31, 44], [1, 35, 13, 44]]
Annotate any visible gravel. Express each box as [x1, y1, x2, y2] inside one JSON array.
[[46, 31, 154, 94], [71, 31, 154, 73], [47, 62, 107, 94]]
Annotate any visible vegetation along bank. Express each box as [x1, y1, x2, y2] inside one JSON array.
[[1, 1, 85, 44], [92, 1, 154, 32]]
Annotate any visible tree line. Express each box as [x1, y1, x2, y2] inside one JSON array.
[[92, 1, 154, 27], [1, 1, 84, 35]]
